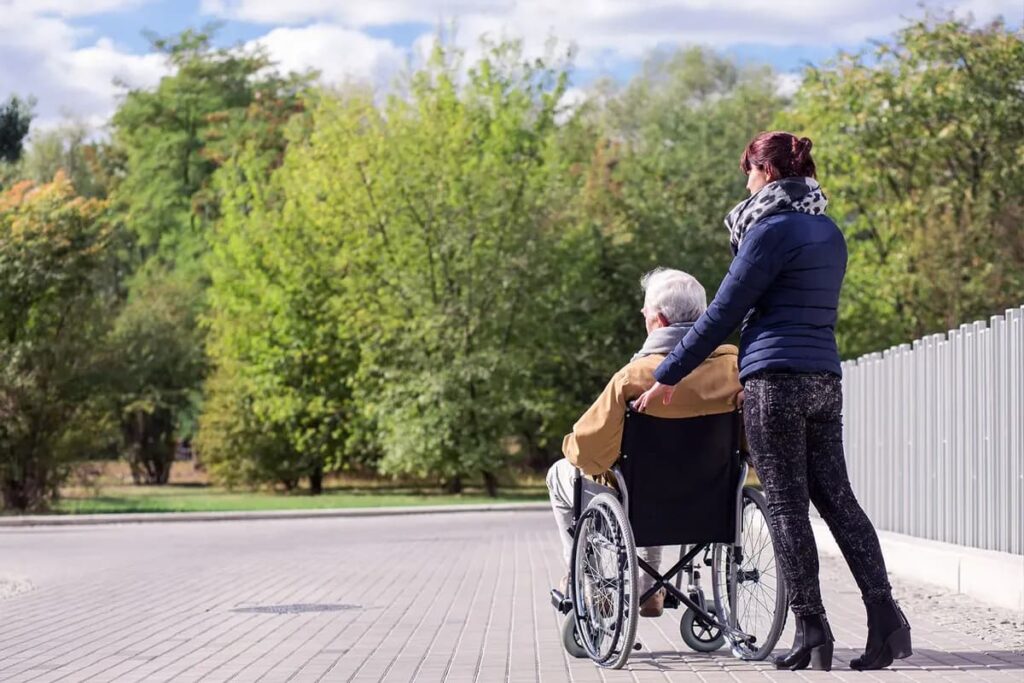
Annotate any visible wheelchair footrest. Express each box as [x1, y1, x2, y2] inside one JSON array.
[[550, 589, 572, 614]]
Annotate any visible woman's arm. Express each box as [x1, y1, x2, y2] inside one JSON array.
[[654, 223, 786, 386]]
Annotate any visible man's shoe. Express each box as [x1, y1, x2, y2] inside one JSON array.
[[639, 588, 665, 617]]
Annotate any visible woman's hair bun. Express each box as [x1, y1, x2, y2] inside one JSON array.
[[793, 136, 813, 158]]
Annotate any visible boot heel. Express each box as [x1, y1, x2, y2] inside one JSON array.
[[887, 626, 913, 660], [809, 642, 833, 671]]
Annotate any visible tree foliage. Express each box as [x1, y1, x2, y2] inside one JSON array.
[[0, 95, 33, 166], [107, 272, 206, 484], [16, 121, 117, 199], [203, 41, 589, 493], [782, 15, 1024, 356], [0, 175, 116, 510], [1, 15, 1019, 501], [107, 30, 310, 484], [199, 92, 336, 492], [110, 30, 302, 269]]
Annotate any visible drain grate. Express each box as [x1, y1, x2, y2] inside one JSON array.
[[232, 603, 361, 615]]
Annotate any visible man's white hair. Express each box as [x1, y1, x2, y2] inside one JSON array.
[[640, 268, 707, 324]]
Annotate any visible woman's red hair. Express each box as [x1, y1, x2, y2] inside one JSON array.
[[740, 131, 816, 179]]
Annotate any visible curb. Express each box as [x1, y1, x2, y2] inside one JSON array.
[[0, 502, 551, 528], [811, 518, 1024, 616]]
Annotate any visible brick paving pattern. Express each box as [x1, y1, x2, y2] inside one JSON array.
[[1, 510, 1021, 682]]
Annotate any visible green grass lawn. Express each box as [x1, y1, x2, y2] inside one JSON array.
[[46, 484, 548, 515]]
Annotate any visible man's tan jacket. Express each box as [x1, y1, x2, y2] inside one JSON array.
[[562, 345, 741, 477]]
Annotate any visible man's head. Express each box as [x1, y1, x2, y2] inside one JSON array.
[[640, 268, 707, 334]]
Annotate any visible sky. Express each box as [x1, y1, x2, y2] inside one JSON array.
[[1, 0, 1021, 133]]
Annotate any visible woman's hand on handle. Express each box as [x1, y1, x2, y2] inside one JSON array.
[[634, 381, 675, 413]]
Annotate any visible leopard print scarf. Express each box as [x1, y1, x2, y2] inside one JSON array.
[[724, 177, 828, 253]]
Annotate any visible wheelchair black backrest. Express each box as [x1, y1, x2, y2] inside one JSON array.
[[618, 409, 743, 547]]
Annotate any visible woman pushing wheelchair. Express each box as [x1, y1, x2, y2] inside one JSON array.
[[635, 131, 912, 671]]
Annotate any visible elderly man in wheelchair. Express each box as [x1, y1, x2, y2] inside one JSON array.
[[546, 268, 787, 669]]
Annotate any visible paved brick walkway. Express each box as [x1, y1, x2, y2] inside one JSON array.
[[1, 510, 1021, 682]]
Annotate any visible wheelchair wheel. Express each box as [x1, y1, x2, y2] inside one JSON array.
[[571, 492, 638, 669], [711, 486, 788, 660], [679, 607, 726, 652], [561, 611, 588, 658]]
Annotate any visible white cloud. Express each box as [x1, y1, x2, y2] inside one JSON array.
[[203, 0, 1024, 65], [4, 0, 149, 18], [4, 0, 1020, 135], [555, 86, 587, 125], [774, 72, 803, 99], [0, 2, 166, 134], [252, 24, 406, 86], [201, 0, 511, 27]]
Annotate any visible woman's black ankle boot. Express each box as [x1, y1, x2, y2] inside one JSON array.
[[774, 613, 834, 671], [851, 598, 912, 670]]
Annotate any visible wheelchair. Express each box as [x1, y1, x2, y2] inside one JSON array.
[[549, 408, 788, 669]]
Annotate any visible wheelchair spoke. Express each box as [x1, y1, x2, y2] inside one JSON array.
[[709, 489, 788, 661]]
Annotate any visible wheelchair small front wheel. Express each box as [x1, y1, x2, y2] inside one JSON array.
[[561, 611, 588, 658], [679, 607, 725, 652]]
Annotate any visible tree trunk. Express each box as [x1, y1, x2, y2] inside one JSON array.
[[443, 475, 463, 494], [124, 409, 175, 485], [1, 479, 33, 511], [1, 464, 50, 512], [309, 463, 323, 495], [482, 470, 499, 498]]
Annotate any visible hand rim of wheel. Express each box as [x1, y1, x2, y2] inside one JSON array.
[[570, 492, 639, 669]]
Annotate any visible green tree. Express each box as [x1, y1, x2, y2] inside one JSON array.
[[607, 48, 784, 291], [196, 359, 303, 490], [226, 41, 584, 494], [0, 175, 117, 510], [110, 29, 302, 269], [17, 120, 116, 198], [783, 15, 1024, 357], [201, 92, 349, 493], [107, 272, 205, 484], [108, 29, 310, 483], [352, 42, 581, 493], [0, 95, 33, 165]]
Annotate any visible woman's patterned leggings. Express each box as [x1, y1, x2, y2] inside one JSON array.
[[744, 372, 892, 616]]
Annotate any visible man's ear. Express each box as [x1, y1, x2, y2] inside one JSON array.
[[657, 312, 671, 327]]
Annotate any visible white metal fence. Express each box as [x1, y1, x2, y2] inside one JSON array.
[[841, 305, 1024, 555]]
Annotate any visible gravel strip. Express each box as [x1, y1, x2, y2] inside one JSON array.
[[0, 577, 32, 600], [820, 554, 1023, 653], [881, 559, 1024, 653]]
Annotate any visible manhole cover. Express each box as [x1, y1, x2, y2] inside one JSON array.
[[232, 603, 361, 615]]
